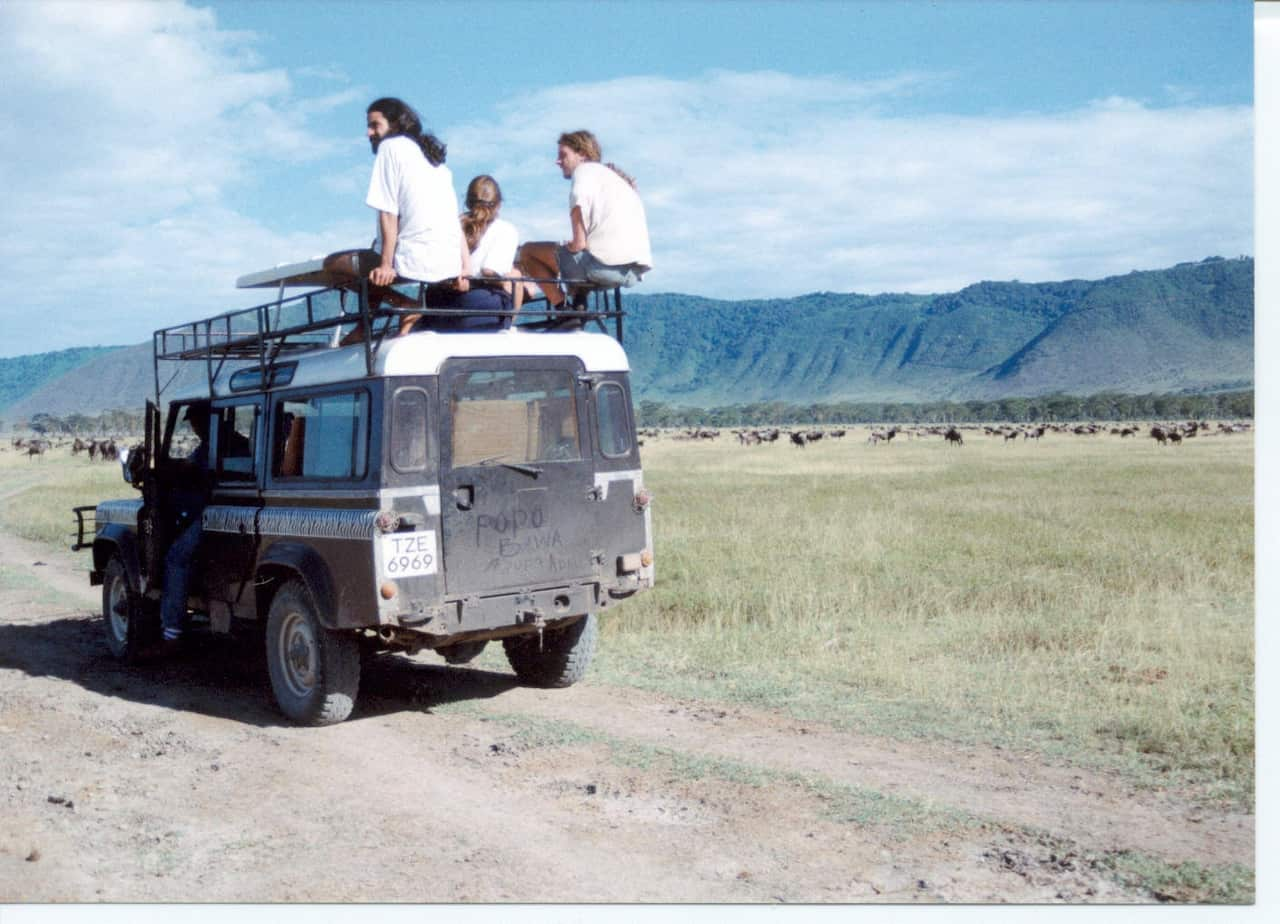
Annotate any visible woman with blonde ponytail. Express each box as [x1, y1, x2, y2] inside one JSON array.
[[451, 175, 526, 326]]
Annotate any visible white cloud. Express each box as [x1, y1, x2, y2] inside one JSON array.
[[451, 72, 1252, 299], [0, 3, 1254, 358], [0, 1, 358, 355]]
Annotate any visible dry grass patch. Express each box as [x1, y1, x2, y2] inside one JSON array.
[[600, 430, 1253, 800]]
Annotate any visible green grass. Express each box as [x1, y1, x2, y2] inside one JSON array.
[[1100, 852, 1255, 904], [2, 429, 1255, 805], [0, 450, 127, 546], [469, 709, 974, 836], [599, 429, 1254, 803]]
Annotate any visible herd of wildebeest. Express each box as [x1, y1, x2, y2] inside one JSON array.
[[640, 419, 1252, 448], [5, 436, 124, 461], [3, 419, 1253, 463]]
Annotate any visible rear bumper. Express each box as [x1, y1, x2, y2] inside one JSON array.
[[391, 576, 650, 647]]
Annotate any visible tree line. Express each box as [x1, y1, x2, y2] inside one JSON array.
[[2, 389, 1254, 436], [4, 409, 145, 436], [636, 390, 1254, 428]]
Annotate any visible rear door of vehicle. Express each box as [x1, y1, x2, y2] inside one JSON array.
[[439, 357, 597, 596]]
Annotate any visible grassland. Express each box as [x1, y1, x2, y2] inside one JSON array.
[[596, 428, 1255, 804], [0, 427, 1255, 805]]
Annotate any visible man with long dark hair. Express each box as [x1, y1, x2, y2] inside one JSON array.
[[339, 97, 467, 339]]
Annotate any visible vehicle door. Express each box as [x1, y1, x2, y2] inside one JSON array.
[[439, 358, 597, 596], [201, 398, 264, 620], [149, 400, 211, 592], [587, 374, 649, 565]]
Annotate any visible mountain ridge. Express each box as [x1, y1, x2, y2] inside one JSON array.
[[0, 257, 1252, 421]]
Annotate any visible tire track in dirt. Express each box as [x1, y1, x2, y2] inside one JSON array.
[[0, 527, 1252, 902], [465, 685, 1252, 867]]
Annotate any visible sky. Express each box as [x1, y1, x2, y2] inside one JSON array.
[[0, 0, 1256, 357]]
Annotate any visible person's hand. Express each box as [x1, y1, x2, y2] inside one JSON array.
[[455, 275, 470, 292], [370, 265, 396, 287]]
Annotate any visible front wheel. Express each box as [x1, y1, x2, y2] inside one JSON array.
[[102, 556, 158, 662], [265, 581, 360, 725], [502, 614, 597, 688]]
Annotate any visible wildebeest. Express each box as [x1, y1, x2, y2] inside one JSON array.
[[790, 432, 807, 448], [944, 427, 964, 447]]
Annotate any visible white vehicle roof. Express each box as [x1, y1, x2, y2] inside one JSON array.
[[163, 327, 630, 403]]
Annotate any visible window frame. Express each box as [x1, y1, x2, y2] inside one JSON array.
[[594, 381, 633, 459], [389, 385, 432, 475], [270, 386, 374, 484], [212, 400, 262, 485], [447, 366, 585, 469]]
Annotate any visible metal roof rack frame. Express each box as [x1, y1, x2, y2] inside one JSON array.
[[151, 260, 626, 406]]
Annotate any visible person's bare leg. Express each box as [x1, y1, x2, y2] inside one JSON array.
[[517, 242, 565, 307], [338, 283, 421, 344], [506, 270, 524, 312]]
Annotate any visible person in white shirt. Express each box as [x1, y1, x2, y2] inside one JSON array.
[[518, 130, 652, 310], [339, 97, 469, 342], [449, 175, 523, 328]]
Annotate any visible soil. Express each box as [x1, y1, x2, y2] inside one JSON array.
[[0, 529, 1253, 904]]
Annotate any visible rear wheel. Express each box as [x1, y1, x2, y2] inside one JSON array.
[[502, 614, 597, 688], [265, 581, 360, 725], [102, 556, 158, 662]]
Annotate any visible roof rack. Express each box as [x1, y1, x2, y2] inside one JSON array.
[[151, 253, 626, 405]]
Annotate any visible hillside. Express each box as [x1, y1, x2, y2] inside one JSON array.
[[623, 256, 1252, 404], [0, 257, 1253, 422], [0, 346, 125, 416]]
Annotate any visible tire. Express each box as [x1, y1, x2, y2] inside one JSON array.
[[265, 580, 360, 725], [102, 556, 158, 662], [502, 614, 597, 688]]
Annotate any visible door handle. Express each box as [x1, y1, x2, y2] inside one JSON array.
[[454, 485, 474, 510]]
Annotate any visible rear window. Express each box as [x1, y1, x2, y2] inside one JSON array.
[[274, 391, 370, 480], [450, 369, 580, 467], [391, 387, 429, 473], [596, 383, 632, 457]]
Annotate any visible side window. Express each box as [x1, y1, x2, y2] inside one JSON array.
[[216, 404, 258, 482], [166, 403, 208, 465], [451, 369, 580, 467], [274, 391, 370, 480], [391, 387, 429, 473], [596, 383, 632, 458]]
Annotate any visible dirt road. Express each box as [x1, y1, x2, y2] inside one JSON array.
[[0, 530, 1253, 903]]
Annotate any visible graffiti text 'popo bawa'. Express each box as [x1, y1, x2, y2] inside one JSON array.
[[73, 257, 654, 725]]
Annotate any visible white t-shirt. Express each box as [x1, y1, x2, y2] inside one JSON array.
[[469, 217, 518, 275], [569, 161, 653, 270], [366, 135, 462, 283]]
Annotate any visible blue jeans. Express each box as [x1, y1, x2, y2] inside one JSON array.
[[555, 247, 645, 288], [161, 517, 202, 640], [412, 285, 510, 331]]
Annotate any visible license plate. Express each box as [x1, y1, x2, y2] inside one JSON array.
[[379, 530, 438, 578]]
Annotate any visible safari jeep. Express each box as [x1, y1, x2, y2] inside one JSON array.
[[75, 257, 654, 724]]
